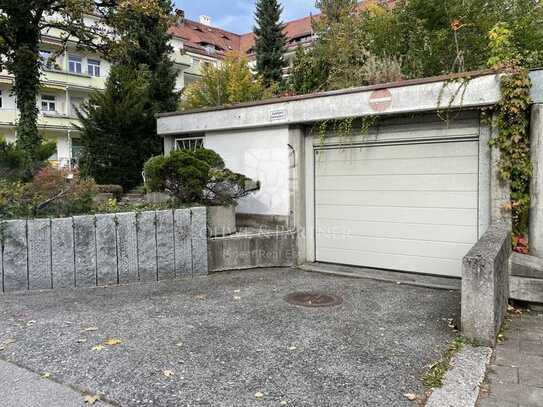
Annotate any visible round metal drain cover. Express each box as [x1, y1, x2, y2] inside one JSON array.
[[285, 292, 342, 308]]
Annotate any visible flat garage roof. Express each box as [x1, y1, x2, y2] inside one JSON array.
[[157, 69, 543, 136]]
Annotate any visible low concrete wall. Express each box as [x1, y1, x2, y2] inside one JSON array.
[[0, 208, 208, 293], [208, 231, 296, 272], [530, 104, 543, 257], [207, 205, 236, 237], [461, 224, 511, 347]]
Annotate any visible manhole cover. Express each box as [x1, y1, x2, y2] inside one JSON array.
[[285, 292, 342, 308]]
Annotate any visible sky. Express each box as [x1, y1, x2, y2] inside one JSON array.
[[174, 1, 319, 34]]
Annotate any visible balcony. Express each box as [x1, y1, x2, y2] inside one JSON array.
[[0, 109, 81, 131], [172, 52, 193, 67], [42, 68, 106, 91], [40, 112, 81, 130]]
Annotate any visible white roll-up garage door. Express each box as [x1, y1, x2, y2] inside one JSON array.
[[314, 118, 480, 277]]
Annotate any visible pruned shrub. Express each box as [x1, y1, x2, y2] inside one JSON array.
[[144, 150, 210, 203], [144, 148, 259, 206]]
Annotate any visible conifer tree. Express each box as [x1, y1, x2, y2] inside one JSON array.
[[253, 0, 287, 86], [78, 0, 178, 189]]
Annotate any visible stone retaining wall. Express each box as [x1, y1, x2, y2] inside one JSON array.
[[208, 231, 296, 272], [0, 208, 208, 293], [461, 223, 511, 347]]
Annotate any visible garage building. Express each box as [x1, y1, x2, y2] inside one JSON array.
[[158, 70, 543, 278]]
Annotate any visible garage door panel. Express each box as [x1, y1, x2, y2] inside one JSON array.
[[317, 248, 462, 277], [315, 190, 478, 209], [315, 156, 478, 176], [316, 219, 478, 244], [316, 205, 478, 226], [315, 141, 478, 161], [316, 173, 477, 192], [316, 234, 473, 260], [314, 136, 479, 277]]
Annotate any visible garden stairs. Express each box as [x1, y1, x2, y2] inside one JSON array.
[[510, 253, 543, 304]]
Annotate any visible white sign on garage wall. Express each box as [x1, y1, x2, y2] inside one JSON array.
[[270, 108, 288, 122]]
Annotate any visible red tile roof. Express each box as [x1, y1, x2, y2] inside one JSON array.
[[169, 0, 396, 58], [168, 19, 242, 57]]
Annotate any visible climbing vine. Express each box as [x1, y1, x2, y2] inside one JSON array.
[[486, 22, 533, 237], [314, 116, 378, 146], [491, 67, 532, 235], [436, 76, 472, 124]]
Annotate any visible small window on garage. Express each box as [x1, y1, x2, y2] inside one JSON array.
[[175, 137, 204, 151]]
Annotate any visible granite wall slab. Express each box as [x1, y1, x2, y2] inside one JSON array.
[[1, 208, 207, 293]]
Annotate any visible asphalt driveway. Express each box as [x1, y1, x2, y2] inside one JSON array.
[[0, 268, 460, 407]]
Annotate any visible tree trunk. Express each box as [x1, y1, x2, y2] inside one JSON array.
[[11, 21, 42, 158]]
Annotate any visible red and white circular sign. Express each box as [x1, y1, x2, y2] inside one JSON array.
[[369, 89, 393, 112]]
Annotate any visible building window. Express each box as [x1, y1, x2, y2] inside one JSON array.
[[41, 95, 56, 112], [88, 59, 101, 77], [68, 55, 82, 74], [175, 137, 204, 151]]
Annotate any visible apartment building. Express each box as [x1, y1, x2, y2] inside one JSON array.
[[0, 12, 219, 169], [0, 1, 393, 168]]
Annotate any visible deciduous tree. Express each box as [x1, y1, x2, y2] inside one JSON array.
[[182, 53, 271, 110], [0, 0, 115, 160]]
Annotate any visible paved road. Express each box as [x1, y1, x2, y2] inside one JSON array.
[[0, 268, 459, 406], [479, 309, 543, 407], [0, 359, 112, 406]]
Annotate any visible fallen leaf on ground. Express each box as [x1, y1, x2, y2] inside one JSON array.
[[26, 320, 36, 327], [82, 327, 99, 333], [84, 394, 100, 405], [193, 294, 207, 300], [255, 392, 264, 399], [404, 393, 417, 401], [163, 370, 174, 378], [175, 342, 183, 347], [91, 345, 105, 352], [41, 372, 52, 379], [288, 346, 297, 351], [77, 338, 87, 344], [104, 338, 123, 346], [280, 401, 288, 405]]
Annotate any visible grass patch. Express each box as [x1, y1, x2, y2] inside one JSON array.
[[423, 336, 473, 388]]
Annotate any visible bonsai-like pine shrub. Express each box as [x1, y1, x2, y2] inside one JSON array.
[[144, 148, 260, 206], [144, 150, 210, 203]]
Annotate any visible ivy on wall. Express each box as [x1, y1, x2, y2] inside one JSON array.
[[487, 22, 533, 239], [491, 67, 532, 235]]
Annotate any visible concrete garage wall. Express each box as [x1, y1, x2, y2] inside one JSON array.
[[203, 126, 290, 218], [0, 208, 208, 293]]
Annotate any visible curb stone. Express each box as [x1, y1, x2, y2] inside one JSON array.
[[426, 345, 492, 407]]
